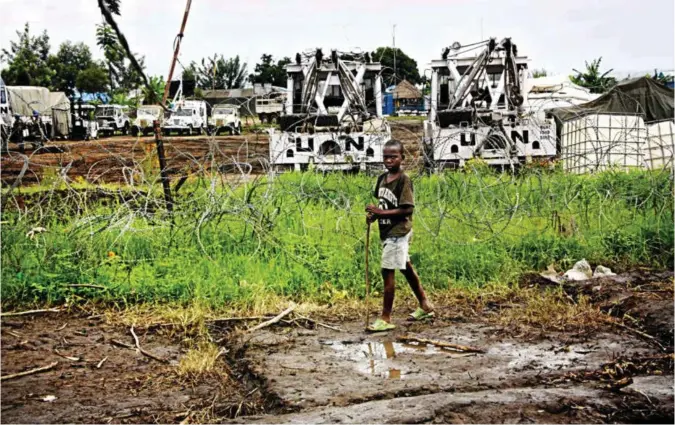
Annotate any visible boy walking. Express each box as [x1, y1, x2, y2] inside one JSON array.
[[365, 140, 434, 332]]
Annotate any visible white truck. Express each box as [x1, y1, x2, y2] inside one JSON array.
[[95, 104, 131, 137], [208, 104, 241, 135], [163, 100, 207, 136], [132, 105, 164, 136], [256, 93, 285, 124]]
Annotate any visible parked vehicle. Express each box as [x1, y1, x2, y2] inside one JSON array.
[[132, 105, 163, 136], [256, 93, 284, 124], [70, 104, 99, 141], [208, 104, 241, 135], [95, 105, 130, 136], [162, 100, 207, 135]]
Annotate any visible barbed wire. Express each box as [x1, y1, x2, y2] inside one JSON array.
[[1, 16, 673, 292]]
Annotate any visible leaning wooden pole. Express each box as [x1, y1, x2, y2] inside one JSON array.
[[162, 0, 193, 105], [154, 120, 173, 212]]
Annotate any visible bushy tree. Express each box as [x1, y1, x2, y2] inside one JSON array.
[[75, 63, 110, 94], [372, 47, 421, 86], [0, 23, 54, 87], [50, 42, 95, 96], [249, 54, 291, 87]]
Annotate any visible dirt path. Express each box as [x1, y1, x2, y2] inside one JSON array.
[[1, 271, 673, 423], [0, 314, 271, 423], [1, 120, 423, 187]]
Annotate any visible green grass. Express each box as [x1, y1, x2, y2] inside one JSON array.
[[1, 168, 672, 309]]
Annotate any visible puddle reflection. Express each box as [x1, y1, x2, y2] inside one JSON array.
[[329, 340, 447, 379]]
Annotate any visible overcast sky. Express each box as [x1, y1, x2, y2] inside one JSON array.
[[2, 0, 673, 80]]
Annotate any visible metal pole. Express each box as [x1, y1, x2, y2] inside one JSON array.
[[162, 0, 192, 106], [393, 24, 397, 83]]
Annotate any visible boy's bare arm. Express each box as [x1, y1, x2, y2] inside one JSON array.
[[365, 204, 413, 218]]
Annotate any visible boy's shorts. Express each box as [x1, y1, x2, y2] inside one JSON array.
[[381, 230, 412, 270]]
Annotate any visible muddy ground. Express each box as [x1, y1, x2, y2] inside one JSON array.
[[0, 120, 423, 187], [1, 270, 673, 424]]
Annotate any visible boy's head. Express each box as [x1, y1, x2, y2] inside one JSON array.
[[383, 139, 404, 172]]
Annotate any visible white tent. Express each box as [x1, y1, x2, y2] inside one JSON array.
[[525, 75, 600, 120]]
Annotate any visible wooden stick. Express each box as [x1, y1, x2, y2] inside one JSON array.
[[54, 349, 80, 362], [0, 308, 60, 318], [608, 320, 666, 351], [247, 305, 296, 333], [209, 316, 272, 323], [97, 357, 108, 369], [364, 221, 371, 329], [396, 336, 485, 353], [111, 339, 135, 350], [295, 314, 342, 332], [130, 326, 168, 363], [0, 361, 59, 381], [67, 284, 107, 290]]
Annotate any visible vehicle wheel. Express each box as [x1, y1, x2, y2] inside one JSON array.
[[131, 127, 139, 137], [228, 127, 234, 136], [188, 125, 194, 136], [259, 114, 267, 124], [198, 126, 204, 135], [236, 124, 242, 135], [270, 114, 278, 124], [123, 123, 130, 135]]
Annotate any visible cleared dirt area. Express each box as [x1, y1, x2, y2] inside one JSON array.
[[1, 271, 672, 424], [0, 120, 423, 187]]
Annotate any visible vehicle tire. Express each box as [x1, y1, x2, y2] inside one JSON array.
[[259, 114, 267, 124], [123, 122, 130, 135], [228, 127, 234, 136], [131, 127, 139, 137], [188, 125, 194, 136], [236, 123, 242, 135]]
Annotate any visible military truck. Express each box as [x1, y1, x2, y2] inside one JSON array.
[[208, 104, 241, 135], [95, 105, 131, 137]]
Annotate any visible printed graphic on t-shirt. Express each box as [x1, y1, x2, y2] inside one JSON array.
[[378, 187, 398, 225]]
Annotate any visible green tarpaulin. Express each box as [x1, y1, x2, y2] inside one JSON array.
[[549, 77, 674, 124]]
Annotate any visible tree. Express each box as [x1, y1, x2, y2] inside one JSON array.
[[0, 23, 54, 87], [531, 69, 548, 78], [372, 47, 421, 86], [249, 54, 291, 87], [75, 63, 110, 94], [95, 23, 146, 93], [50, 42, 95, 96], [142, 75, 165, 104], [193, 54, 248, 90], [570, 57, 617, 93]]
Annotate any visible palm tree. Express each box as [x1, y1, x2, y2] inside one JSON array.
[[96, 23, 123, 90], [570, 57, 617, 93]]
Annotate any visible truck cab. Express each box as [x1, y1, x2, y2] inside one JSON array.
[[163, 100, 207, 136], [208, 105, 241, 135], [132, 105, 163, 136], [95, 104, 130, 136]]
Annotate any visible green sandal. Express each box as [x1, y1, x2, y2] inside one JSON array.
[[409, 307, 435, 321], [367, 318, 396, 332]]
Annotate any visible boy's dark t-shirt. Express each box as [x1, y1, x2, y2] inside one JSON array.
[[373, 172, 414, 240]]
